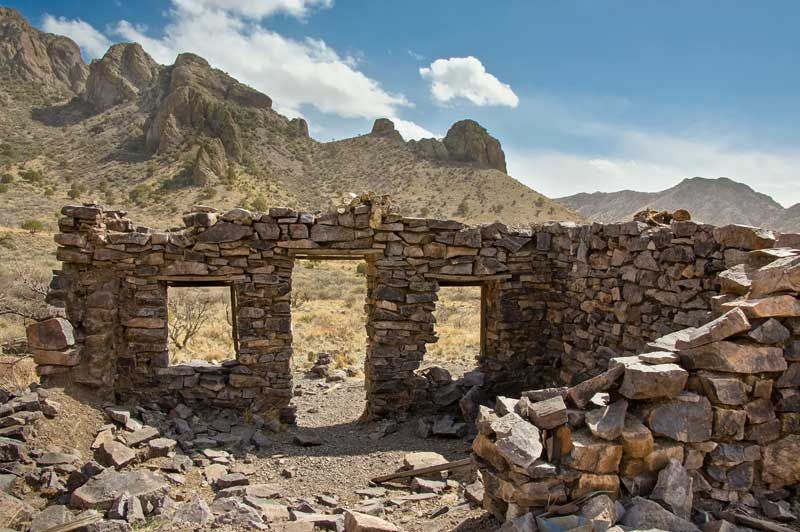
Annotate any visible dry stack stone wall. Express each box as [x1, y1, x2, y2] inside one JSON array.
[[474, 244, 800, 523], [32, 194, 794, 422]]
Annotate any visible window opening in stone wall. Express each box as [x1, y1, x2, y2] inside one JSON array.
[[427, 284, 483, 379], [167, 285, 236, 365]]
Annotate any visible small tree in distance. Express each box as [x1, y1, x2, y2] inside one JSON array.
[[20, 219, 44, 234]]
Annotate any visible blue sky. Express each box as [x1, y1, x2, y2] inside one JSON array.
[[11, 0, 800, 206]]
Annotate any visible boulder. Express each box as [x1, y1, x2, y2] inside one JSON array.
[[747, 318, 791, 344], [585, 399, 628, 440], [718, 264, 752, 295], [30, 504, 72, 532], [647, 393, 713, 443], [619, 362, 688, 400], [196, 222, 253, 243], [713, 224, 776, 250], [651, 458, 693, 519], [71, 470, 169, 510], [26, 317, 75, 350], [173, 496, 213, 523], [580, 494, 620, 532], [370, 118, 403, 143], [750, 255, 800, 297], [97, 441, 136, 469], [680, 341, 787, 373]]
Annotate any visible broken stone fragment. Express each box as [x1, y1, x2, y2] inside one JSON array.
[[344, 510, 399, 532], [680, 341, 787, 373], [674, 308, 751, 350], [699, 373, 749, 406], [567, 429, 622, 474], [97, 440, 137, 469], [521, 395, 568, 429], [619, 362, 688, 400], [585, 399, 627, 441], [620, 416, 653, 458], [750, 255, 800, 297], [580, 494, 620, 532], [26, 317, 75, 350], [621, 496, 700, 532], [71, 469, 169, 510], [566, 365, 625, 409], [492, 413, 543, 469], [718, 264, 752, 295], [650, 458, 693, 519], [722, 295, 800, 318], [647, 393, 713, 443], [747, 318, 791, 344], [763, 434, 800, 488]]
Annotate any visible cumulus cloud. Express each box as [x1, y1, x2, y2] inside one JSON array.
[[390, 117, 437, 140], [41, 14, 111, 59], [507, 129, 800, 207], [419, 56, 518, 108], [175, 0, 333, 19]]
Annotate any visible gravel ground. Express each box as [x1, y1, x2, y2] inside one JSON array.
[[30, 376, 499, 531]]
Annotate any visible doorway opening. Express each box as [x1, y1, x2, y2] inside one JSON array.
[[166, 284, 236, 365], [427, 284, 483, 379]]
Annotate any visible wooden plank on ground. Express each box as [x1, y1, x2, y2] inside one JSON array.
[[371, 458, 473, 484]]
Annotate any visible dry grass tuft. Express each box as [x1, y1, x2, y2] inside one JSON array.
[[0, 355, 38, 392]]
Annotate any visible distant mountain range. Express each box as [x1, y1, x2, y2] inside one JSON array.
[[558, 177, 800, 233]]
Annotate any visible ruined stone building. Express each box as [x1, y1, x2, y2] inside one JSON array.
[[26, 195, 800, 522]]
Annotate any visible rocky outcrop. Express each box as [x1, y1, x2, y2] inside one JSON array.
[[144, 53, 275, 159], [0, 7, 88, 94], [288, 117, 309, 138], [442, 119, 506, 173], [407, 119, 507, 173], [191, 139, 228, 185], [83, 43, 160, 111], [370, 118, 403, 143]]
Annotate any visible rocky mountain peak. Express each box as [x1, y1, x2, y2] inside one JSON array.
[[370, 118, 403, 142], [0, 7, 88, 94], [442, 119, 506, 173], [83, 42, 160, 111]]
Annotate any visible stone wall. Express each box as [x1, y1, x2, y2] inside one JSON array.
[[473, 245, 800, 523], [31, 194, 792, 421]]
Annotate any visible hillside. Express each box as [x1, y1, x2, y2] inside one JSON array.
[[0, 7, 580, 229], [558, 176, 799, 231]]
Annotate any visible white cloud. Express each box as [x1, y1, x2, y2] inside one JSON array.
[[41, 14, 111, 59], [174, 0, 333, 19], [419, 56, 518, 108], [108, 0, 426, 130], [390, 117, 437, 141], [507, 130, 800, 207]]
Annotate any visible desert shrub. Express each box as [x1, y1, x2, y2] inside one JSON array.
[[355, 263, 366, 276], [44, 187, 54, 197], [247, 194, 268, 211], [0, 143, 15, 159], [128, 184, 151, 206], [20, 219, 44, 234], [0, 184, 7, 194], [199, 187, 217, 200], [19, 169, 44, 184], [67, 182, 86, 199], [1, 173, 13, 184]]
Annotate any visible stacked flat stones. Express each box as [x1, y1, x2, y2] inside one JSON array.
[[474, 243, 800, 525], [36, 195, 800, 421]]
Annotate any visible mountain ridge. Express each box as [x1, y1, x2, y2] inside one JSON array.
[[0, 7, 581, 229], [558, 176, 799, 232]]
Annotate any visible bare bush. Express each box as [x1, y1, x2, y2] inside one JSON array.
[[168, 292, 213, 350], [0, 266, 50, 321]]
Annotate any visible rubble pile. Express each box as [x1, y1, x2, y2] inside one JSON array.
[[474, 246, 800, 530]]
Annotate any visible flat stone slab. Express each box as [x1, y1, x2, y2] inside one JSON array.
[[70, 469, 169, 510], [619, 362, 688, 400], [681, 341, 787, 374]]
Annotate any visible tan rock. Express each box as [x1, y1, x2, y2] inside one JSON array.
[[344, 511, 399, 532], [621, 416, 654, 458], [619, 362, 687, 400], [568, 430, 622, 474], [572, 474, 619, 499], [680, 341, 787, 373], [722, 295, 800, 318]]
